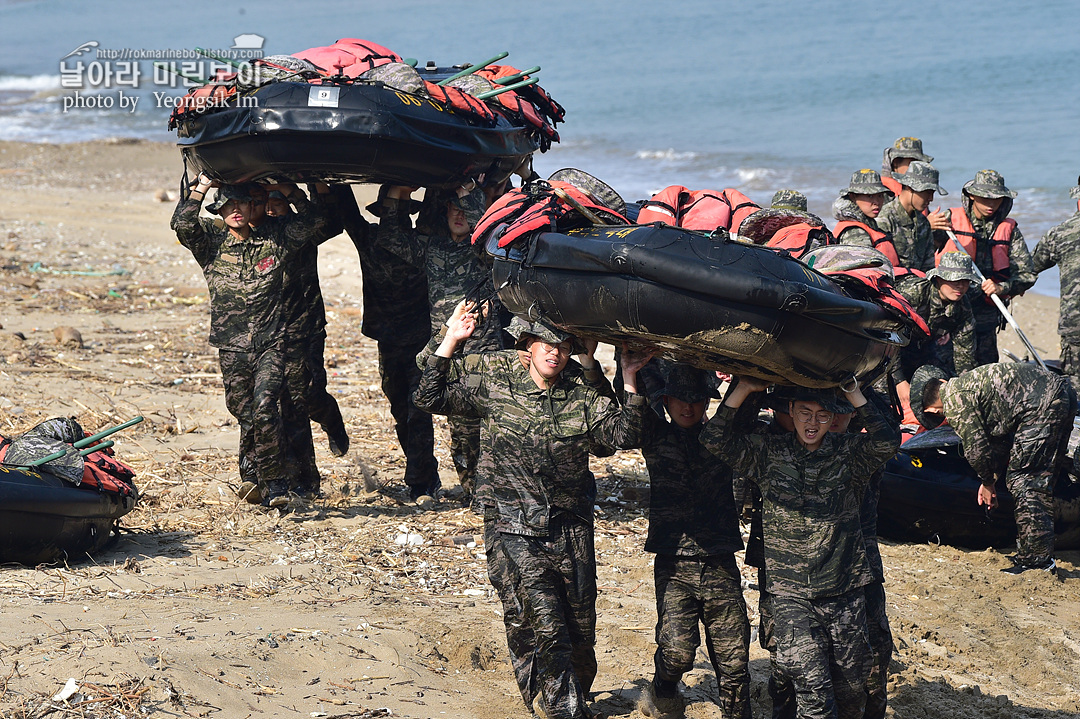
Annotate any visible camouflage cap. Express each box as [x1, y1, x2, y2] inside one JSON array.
[[962, 169, 1017, 199], [909, 364, 951, 429], [788, 387, 855, 415], [839, 169, 890, 198], [883, 136, 933, 170], [447, 187, 487, 228], [662, 364, 719, 403], [770, 189, 808, 211], [547, 168, 627, 216], [897, 161, 948, 195], [207, 184, 253, 214], [1070, 175, 1080, 200], [767, 385, 798, 414], [509, 316, 583, 353], [926, 252, 979, 283]]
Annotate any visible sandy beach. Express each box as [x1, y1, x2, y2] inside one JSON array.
[[0, 139, 1077, 719]]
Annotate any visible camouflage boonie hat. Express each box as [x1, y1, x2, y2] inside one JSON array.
[[962, 169, 1017, 199], [509, 316, 583, 354], [770, 189, 808, 211], [801, 244, 895, 281], [361, 62, 425, 95], [767, 385, 797, 414], [883, 137, 933, 170], [897, 161, 948, 195], [662, 364, 719, 403], [1069, 174, 1080, 200], [207, 184, 253, 215], [547, 168, 627, 216], [839, 169, 890, 198], [788, 387, 854, 415], [447, 187, 487, 228], [926, 252, 979, 283], [909, 364, 951, 429]]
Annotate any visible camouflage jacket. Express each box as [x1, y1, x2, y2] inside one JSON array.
[[941, 363, 1071, 486], [414, 351, 646, 536], [640, 413, 743, 557], [894, 275, 976, 379], [171, 194, 326, 352], [336, 190, 431, 345], [378, 198, 503, 352], [700, 400, 900, 598], [257, 189, 342, 342], [935, 200, 1036, 329], [876, 198, 936, 272], [1032, 209, 1080, 343]]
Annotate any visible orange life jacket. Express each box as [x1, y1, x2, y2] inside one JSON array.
[[938, 209, 1013, 281], [764, 223, 829, 259], [882, 174, 902, 198], [292, 38, 401, 77], [422, 81, 497, 125], [637, 186, 761, 234], [833, 220, 925, 280]]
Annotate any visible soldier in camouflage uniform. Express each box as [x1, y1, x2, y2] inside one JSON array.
[[416, 309, 616, 711], [892, 252, 978, 405], [934, 170, 1037, 365], [635, 365, 750, 719], [336, 186, 441, 500], [1032, 177, 1080, 395], [379, 185, 501, 502], [875, 161, 947, 273], [415, 305, 652, 719], [910, 363, 1076, 574], [171, 174, 327, 508], [833, 170, 892, 250], [238, 183, 348, 501], [771, 189, 808, 212], [701, 378, 900, 719]]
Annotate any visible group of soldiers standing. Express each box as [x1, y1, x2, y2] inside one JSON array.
[[168, 134, 1080, 719]]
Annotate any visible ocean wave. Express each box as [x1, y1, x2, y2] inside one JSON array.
[[634, 149, 699, 162], [0, 73, 61, 92], [734, 167, 776, 184]]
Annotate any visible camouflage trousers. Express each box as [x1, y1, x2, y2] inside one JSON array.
[[282, 340, 321, 492], [863, 581, 892, 719], [1059, 341, 1080, 398], [378, 339, 438, 490], [1006, 382, 1076, 565], [484, 512, 536, 709], [652, 554, 750, 719], [449, 415, 480, 497], [500, 512, 597, 719], [772, 589, 872, 719], [756, 569, 795, 719], [219, 342, 292, 497], [972, 325, 999, 366]]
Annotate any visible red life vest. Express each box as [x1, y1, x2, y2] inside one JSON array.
[[292, 39, 401, 77], [475, 65, 566, 125], [882, 174, 902, 198], [938, 209, 1013, 281], [812, 263, 931, 338], [637, 186, 760, 234], [472, 182, 630, 248]]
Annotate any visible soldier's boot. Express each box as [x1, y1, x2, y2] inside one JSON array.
[[260, 479, 292, 510], [322, 412, 349, 457], [1001, 556, 1056, 574], [638, 681, 685, 719]]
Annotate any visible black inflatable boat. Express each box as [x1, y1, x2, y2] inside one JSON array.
[[0, 464, 137, 565], [484, 224, 911, 387], [176, 77, 542, 187], [879, 427, 1080, 549]]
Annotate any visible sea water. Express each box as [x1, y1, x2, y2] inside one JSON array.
[[1, 0, 1077, 294]]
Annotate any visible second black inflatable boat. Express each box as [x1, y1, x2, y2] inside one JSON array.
[[485, 224, 913, 387]]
